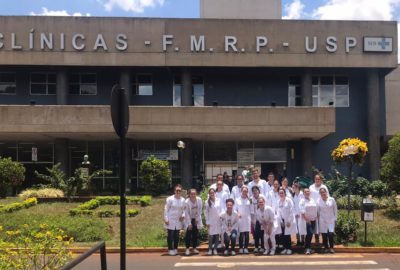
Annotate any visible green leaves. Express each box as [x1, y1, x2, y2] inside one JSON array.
[[139, 155, 172, 195], [381, 133, 400, 192], [0, 157, 25, 198]]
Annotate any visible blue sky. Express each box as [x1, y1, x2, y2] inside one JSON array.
[[0, 0, 399, 21]]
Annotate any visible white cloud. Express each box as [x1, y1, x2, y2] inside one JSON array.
[[30, 7, 90, 17], [100, 0, 165, 13], [282, 0, 305, 19], [312, 0, 400, 20]]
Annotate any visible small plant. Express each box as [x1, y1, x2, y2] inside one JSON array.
[[139, 155, 172, 195], [18, 188, 64, 200], [381, 133, 400, 192], [0, 157, 25, 198], [0, 198, 37, 214], [335, 212, 360, 244]]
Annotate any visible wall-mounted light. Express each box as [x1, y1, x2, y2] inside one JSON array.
[[177, 140, 185, 150]]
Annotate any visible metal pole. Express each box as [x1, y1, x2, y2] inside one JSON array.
[[364, 222, 367, 243], [347, 160, 353, 218], [120, 135, 126, 270]]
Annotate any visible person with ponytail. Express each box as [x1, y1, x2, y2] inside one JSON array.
[[234, 185, 251, 254]]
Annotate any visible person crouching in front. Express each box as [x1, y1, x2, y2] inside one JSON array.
[[220, 198, 239, 256]]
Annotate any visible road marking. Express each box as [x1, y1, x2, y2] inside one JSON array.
[[181, 254, 364, 260], [175, 260, 377, 267]]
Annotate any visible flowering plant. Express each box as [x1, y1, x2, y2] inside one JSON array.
[[331, 138, 368, 165]]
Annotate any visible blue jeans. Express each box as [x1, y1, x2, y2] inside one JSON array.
[[224, 229, 238, 251], [208, 234, 219, 250], [305, 220, 316, 249]]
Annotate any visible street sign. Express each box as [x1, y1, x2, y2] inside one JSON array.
[[363, 37, 393, 52], [111, 84, 129, 138], [32, 147, 38, 162]]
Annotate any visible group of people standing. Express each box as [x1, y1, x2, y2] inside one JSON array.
[[163, 170, 337, 256]]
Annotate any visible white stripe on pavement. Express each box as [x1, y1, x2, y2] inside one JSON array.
[[181, 254, 364, 260], [174, 260, 377, 267]]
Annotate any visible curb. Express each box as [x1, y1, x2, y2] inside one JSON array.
[[70, 246, 400, 254]]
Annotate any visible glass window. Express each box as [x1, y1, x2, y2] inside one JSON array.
[[192, 76, 204, 107], [135, 74, 153, 96], [68, 73, 97, 95], [173, 76, 182, 106], [312, 76, 349, 107], [30, 73, 56, 95], [288, 77, 301, 107]]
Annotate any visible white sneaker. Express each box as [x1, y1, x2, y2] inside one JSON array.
[[193, 248, 199, 254], [286, 249, 292, 255], [305, 248, 311, 255], [185, 249, 190, 256], [213, 249, 218, 255], [259, 248, 264, 254], [280, 249, 287, 255], [253, 248, 258, 253], [168, 250, 175, 256], [224, 250, 229, 255], [231, 251, 236, 256], [269, 250, 275, 256], [263, 249, 270, 255], [207, 249, 212, 255], [243, 248, 249, 254], [239, 248, 244, 254], [174, 249, 178, 255], [329, 248, 335, 254]]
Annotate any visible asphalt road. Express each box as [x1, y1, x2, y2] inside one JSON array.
[[73, 252, 400, 270]]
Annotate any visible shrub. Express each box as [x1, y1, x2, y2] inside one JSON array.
[[19, 188, 64, 199], [381, 133, 400, 192], [0, 198, 37, 214], [336, 195, 363, 210], [139, 155, 171, 195], [139, 195, 152, 206], [0, 224, 73, 270], [97, 210, 114, 218], [0, 157, 25, 198], [335, 212, 360, 244]]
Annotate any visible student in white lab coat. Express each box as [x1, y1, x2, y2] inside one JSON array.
[[317, 187, 338, 254], [210, 174, 230, 194], [184, 189, 203, 256], [281, 177, 293, 199], [267, 180, 280, 215], [309, 173, 330, 243], [256, 196, 277, 255], [250, 186, 266, 253], [231, 175, 246, 201], [292, 182, 305, 246], [215, 179, 230, 212], [299, 188, 318, 255], [205, 188, 223, 255], [220, 198, 239, 256], [164, 184, 185, 256], [265, 172, 275, 195], [277, 187, 296, 255], [248, 168, 269, 198], [234, 186, 251, 254]]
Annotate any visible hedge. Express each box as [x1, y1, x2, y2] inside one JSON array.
[[0, 198, 38, 214]]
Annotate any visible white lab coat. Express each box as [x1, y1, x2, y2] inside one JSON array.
[[235, 196, 252, 232], [210, 183, 230, 194], [215, 190, 230, 212], [164, 195, 185, 230], [184, 197, 203, 230], [204, 198, 223, 235], [250, 194, 266, 224], [309, 183, 330, 203], [317, 197, 338, 234], [267, 190, 280, 214], [299, 197, 318, 222], [255, 206, 277, 233], [276, 197, 297, 235], [293, 191, 306, 235], [220, 211, 239, 234], [231, 184, 246, 201], [248, 179, 269, 198]]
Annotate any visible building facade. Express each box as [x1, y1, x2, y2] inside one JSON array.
[[0, 16, 397, 192]]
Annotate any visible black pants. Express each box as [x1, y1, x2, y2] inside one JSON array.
[[185, 219, 199, 249], [239, 231, 249, 249], [322, 232, 334, 249], [281, 222, 292, 250], [305, 221, 316, 249], [254, 221, 264, 249], [167, 229, 180, 250], [224, 230, 238, 251]]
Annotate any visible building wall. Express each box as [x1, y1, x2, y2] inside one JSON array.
[[200, 0, 282, 19], [385, 66, 400, 136]]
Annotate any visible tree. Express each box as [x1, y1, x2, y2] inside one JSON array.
[[35, 163, 67, 191], [381, 133, 400, 192], [0, 157, 25, 198], [140, 155, 172, 195]]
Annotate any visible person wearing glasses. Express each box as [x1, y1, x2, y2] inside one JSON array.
[[277, 187, 296, 255], [317, 187, 338, 254], [205, 188, 223, 255], [220, 198, 239, 256], [184, 189, 203, 256], [164, 184, 185, 256], [235, 186, 251, 254]]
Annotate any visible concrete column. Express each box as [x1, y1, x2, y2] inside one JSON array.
[[54, 138, 69, 176], [301, 71, 312, 106], [119, 69, 132, 104], [181, 68, 192, 106], [367, 69, 381, 180], [181, 139, 194, 189], [301, 138, 313, 178], [56, 70, 68, 105]]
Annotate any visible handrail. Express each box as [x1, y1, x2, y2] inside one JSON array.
[[60, 241, 107, 270]]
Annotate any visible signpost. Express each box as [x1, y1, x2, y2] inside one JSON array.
[[110, 84, 129, 270]]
